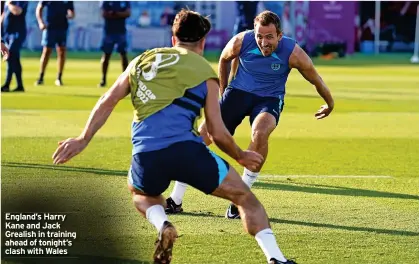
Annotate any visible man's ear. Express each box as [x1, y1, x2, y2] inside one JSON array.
[[200, 38, 206, 51], [278, 31, 283, 41]]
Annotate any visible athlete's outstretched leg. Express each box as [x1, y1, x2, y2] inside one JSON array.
[[243, 112, 276, 184], [211, 167, 292, 263], [225, 112, 277, 219]]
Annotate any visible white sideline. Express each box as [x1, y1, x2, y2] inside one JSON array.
[[258, 175, 394, 179]]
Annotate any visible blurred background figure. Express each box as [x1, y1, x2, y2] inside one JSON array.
[[358, 1, 419, 53], [160, 6, 175, 26], [1, 1, 28, 92], [0, 1, 417, 89], [35, 1, 75, 87], [233, 1, 259, 35], [138, 10, 150, 27], [281, 2, 292, 37], [392, 1, 418, 43], [98, 1, 130, 88]]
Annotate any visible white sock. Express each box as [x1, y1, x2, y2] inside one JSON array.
[[242, 168, 259, 188], [146, 205, 168, 232], [170, 181, 188, 205], [255, 228, 287, 263]]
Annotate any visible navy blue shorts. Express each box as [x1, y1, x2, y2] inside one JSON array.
[[101, 34, 127, 54], [128, 141, 230, 196], [220, 87, 285, 135], [42, 29, 68, 48], [3, 32, 25, 53]]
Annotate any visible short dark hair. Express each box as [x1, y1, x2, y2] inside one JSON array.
[[254, 11, 282, 34], [172, 9, 211, 43]]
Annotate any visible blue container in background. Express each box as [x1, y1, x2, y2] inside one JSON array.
[[360, 41, 374, 54]]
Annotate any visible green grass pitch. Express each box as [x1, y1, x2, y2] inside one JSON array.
[[1, 52, 419, 264]]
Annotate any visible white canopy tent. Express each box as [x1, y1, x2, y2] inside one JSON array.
[[411, 4, 419, 63], [374, 1, 418, 62]]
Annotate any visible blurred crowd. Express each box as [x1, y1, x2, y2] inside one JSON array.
[[359, 1, 418, 51]]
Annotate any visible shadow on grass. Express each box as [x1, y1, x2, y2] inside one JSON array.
[[2, 162, 128, 177], [254, 181, 419, 201], [268, 218, 419, 237], [1, 255, 151, 264], [179, 212, 419, 237], [3, 162, 418, 202]]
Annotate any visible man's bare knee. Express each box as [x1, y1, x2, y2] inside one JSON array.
[[57, 47, 66, 56], [101, 53, 111, 63], [43, 47, 52, 53], [211, 167, 249, 200], [128, 183, 165, 216], [212, 167, 261, 209], [41, 48, 52, 58], [250, 113, 276, 147], [251, 129, 269, 146], [231, 189, 257, 207]]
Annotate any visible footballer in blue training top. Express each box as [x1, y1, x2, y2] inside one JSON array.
[[98, 1, 131, 88], [35, 1, 75, 86], [1, 1, 28, 92]]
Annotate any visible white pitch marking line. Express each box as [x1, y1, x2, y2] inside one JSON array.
[[259, 175, 394, 179]]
